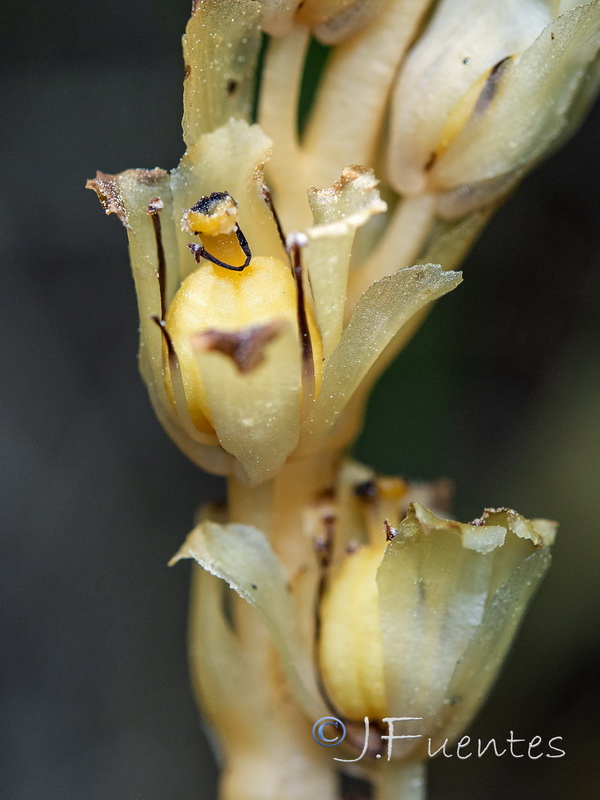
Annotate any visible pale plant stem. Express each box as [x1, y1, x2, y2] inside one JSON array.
[[376, 761, 427, 800], [187, 457, 342, 800], [229, 453, 339, 573]]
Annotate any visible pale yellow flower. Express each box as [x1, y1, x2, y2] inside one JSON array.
[[88, 1, 460, 485], [172, 462, 555, 787]]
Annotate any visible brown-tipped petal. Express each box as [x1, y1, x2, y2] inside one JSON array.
[[304, 166, 387, 359], [88, 167, 231, 473], [86, 170, 136, 226]]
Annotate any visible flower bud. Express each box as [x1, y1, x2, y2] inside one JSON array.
[[387, 0, 600, 217]]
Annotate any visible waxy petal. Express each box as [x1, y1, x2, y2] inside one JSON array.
[[193, 321, 302, 485], [171, 521, 325, 718], [434, 2, 600, 216], [388, 0, 554, 196], [305, 166, 387, 361], [86, 168, 233, 473], [299, 265, 462, 454], [377, 503, 554, 757]]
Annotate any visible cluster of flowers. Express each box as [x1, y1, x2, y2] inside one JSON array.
[[89, 2, 598, 798]]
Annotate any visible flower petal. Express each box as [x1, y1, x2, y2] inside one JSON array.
[[298, 265, 462, 454], [304, 166, 387, 361], [189, 568, 337, 800], [377, 503, 553, 755], [433, 2, 600, 216], [193, 321, 302, 485], [387, 0, 553, 196], [188, 567, 256, 748], [442, 547, 551, 745], [86, 168, 232, 473], [171, 521, 325, 718]]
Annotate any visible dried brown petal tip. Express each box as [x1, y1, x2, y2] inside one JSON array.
[[86, 168, 169, 227], [85, 171, 127, 225], [384, 519, 398, 541]]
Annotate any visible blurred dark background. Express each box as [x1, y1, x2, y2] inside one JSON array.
[[1, 2, 599, 798]]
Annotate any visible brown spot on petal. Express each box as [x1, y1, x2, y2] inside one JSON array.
[[192, 321, 284, 373], [424, 151, 437, 172], [473, 56, 512, 118], [318, 486, 336, 502], [354, 480, 377, 501]]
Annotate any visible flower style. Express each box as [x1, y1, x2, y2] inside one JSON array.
[[171, 462, 556, 794]]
